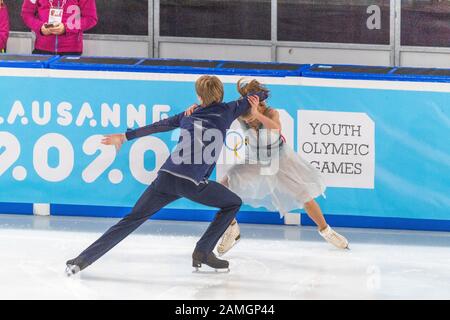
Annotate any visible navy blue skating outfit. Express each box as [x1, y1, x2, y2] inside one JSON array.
[[69, 92, 268, 270]]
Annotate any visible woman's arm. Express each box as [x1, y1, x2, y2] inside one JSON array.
[[21, 0, 46, 34], [184, 104, 199, 116], [227, 91, 269, 119], [65, 0, 98, 34], [254, 109, 281, 131], [0, 6, 9, 50], [246, 96, 281, 130]]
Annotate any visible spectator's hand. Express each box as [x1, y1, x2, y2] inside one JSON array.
[[49, 23, 66, 35], [184, 104, 199, 116], [101, 134, 126, 152], [41, 24, 52, 36]]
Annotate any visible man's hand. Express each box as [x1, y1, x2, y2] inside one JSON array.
[[184, 103, 199, 116], [101, 134, 126, 152], [49, 23, 66, 35]]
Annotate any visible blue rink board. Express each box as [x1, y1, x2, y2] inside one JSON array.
[[301, 214, 450, 232], [303, 64, 450, 82], [0, 54, 59, 68], [0, 57, 449, 231], [49, 56, 307, 77], [0, 202, 33, 215]]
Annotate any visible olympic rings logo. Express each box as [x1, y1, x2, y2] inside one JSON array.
[[224, 130, 249, 159]]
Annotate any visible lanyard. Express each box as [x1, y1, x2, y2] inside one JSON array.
[[48, 0, 67, 9]]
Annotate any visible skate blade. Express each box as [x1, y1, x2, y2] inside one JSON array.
[[192, 267, 230, 274], [324, 238, 350, 251], [65, 265, 80, 277], [65, 268, 74, 277], [217, 237, 241, 257]]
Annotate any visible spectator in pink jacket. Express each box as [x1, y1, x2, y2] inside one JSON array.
[[0, 0, 9, 52], [22, 0, 97, 55]]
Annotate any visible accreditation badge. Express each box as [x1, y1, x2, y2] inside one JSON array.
[[48, 8, 63, 24]]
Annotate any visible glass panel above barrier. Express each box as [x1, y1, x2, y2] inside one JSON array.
[[401, 0, 450, 47], [278, 0, 390, 44], [87, 0, 148, 35], [160, 0, 271, 40]]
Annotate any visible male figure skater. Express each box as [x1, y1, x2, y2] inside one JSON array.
[[66, 76, 267, 275]]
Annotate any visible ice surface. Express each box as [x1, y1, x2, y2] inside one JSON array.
[[0, 214, 449, 300]]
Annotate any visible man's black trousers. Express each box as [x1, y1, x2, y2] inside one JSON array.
[[71, 171, 242, 270]]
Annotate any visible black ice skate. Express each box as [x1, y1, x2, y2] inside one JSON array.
[[192, 251, 230, 273], [65, 259, 81, 277]]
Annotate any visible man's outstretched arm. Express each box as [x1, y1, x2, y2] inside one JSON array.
[[101, 112, 185, 151], [125, 112, 185, 141]]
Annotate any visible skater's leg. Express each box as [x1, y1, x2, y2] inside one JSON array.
[[213, 176, 241, 256], [217, 219, 241, 256], [220, 176, 229, 187], [304, 199, 328, 231], [303, 199, 349, 249], [219, 175, 237, 226], [69, 182, 180, 270], [179, 180, 242, 254]]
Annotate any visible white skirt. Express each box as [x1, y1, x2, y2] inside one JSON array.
[[226, 145, 326, 217]]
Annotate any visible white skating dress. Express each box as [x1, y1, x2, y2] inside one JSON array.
[[226, 119, 326, 217]]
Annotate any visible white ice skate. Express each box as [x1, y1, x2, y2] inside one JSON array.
[[319, 225, 350, 250], [217, 219, 241, 256]]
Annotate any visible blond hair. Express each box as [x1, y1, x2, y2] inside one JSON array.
[[237, 78, 270, 120], [195, 75, 224, 106]]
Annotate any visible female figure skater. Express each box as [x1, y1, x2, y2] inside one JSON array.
[[0, 0, 9, 53], [186, 79, 349, 255]]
